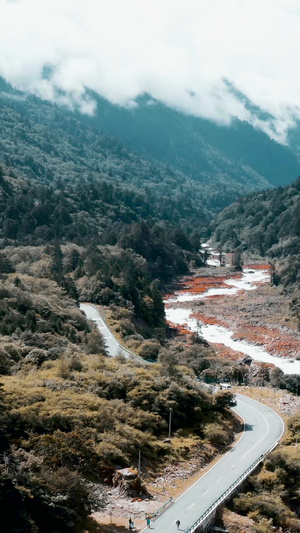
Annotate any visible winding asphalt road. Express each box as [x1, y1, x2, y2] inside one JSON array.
[[80, 302, 127, 357], [80, 303, 284, 532], [80, 302, 145, 362], [141, 394, 284, 532]]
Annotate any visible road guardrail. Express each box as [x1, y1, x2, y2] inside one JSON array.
[[185, 454, 264, 533], [151, 497, 173, 518], [185, 435, 282, 533]]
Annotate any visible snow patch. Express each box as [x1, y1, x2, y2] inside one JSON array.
[[165, 306, 300, 375], [165, 268, 270, 303]]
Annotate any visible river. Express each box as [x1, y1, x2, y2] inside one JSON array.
[[164, 262, 300, 376]]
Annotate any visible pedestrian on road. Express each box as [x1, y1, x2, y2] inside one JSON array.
[[129, 517, 134, 530], [176, 518, 180, 529], [146, 516, 151, 528]]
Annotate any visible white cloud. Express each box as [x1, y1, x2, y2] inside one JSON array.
[[1, 0, 300, 141]]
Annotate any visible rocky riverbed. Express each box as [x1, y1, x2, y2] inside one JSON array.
[[92, 263, 300, 531], [165, 264, 300, 373]]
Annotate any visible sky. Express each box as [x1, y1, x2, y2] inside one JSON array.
[[1, 0, 300, 143]]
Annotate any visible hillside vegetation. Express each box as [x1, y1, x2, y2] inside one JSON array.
[[0, 264, 237, 531], [223, 411, 300, 532], [0, 160, 210, 338], [81, 92, 299, 189], [210, 177, 300, 290], [1, 77, 298, 217]]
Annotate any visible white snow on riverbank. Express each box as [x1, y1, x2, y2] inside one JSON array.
[[200, 242, 220, 266], [167, 286, 239, 302], [166, 268, 270, 303], [225, 268, 270, 290], [165, 307, 300, 375], [207, 258, 220, 266], [165, 266, 300, 375]]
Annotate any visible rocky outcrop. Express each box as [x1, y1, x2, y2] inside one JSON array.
[[113, 467, 150, 498]]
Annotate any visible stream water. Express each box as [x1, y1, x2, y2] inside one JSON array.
[[164, 267, 300, 375]]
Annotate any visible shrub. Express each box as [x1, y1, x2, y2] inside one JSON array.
[[0, 348, 12, 375], [138, 340, 160, 360], [115, 319, 135, 337], [203, 423, 230, 448], [233, 492, 298, 529], [214, 391, 237, 410]]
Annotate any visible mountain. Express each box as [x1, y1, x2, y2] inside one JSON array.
[[1, 77, 299, 219], [209, 176, 300, 295], [79, 91, 300, 188], [1, 76, 300, 532], [209, 176, 300, 256], [0, 78, 242, 531], [0, 79, 212, 224]]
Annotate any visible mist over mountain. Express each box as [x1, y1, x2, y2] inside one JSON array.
[[0, 77, 299, 222], [2, 2, 300, 530], [79, 91, 300, 189], [2, 1, 300, 144]]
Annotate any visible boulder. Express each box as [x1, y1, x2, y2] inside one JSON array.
[[113, 467, 151, 498], [114, 467, 138, 481]]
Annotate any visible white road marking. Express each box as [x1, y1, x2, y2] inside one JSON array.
[[230, 465, 235, 470], [216, 476, 223, 482], [188, 503, 195, 510], [203, 489, 209, 495], [240, 402, 270, 460]]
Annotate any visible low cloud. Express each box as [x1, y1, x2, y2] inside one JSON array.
[[1, 0, 300, 142]]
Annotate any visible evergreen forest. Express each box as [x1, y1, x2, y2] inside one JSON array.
[[0, 76, 300, 532], [209, 176, 300, 292]]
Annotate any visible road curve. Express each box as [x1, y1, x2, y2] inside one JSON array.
[[141, 394, 284, 532], [80, 303, 284, 532], [80, 302, 145, 362]]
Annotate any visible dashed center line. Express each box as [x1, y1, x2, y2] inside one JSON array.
[[188, 503, 195, 510], [216, 476, 223, 483], [203, 489, 209, 495], [230, 465, 235, 470]]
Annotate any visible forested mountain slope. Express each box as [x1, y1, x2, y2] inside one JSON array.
[[0, 77, 295, 215], [81, 91, 299, 188], [0, 74, 211, 327], [0, 80, 213, 223], [210, 177, 300, 255], [209, 176, 300, 291], [0, 162, 208, 334]]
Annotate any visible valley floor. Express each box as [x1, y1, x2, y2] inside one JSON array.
[[91, 387, 300, 532], [91, 263, 300, 532], [166, 265, 300, 368]]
